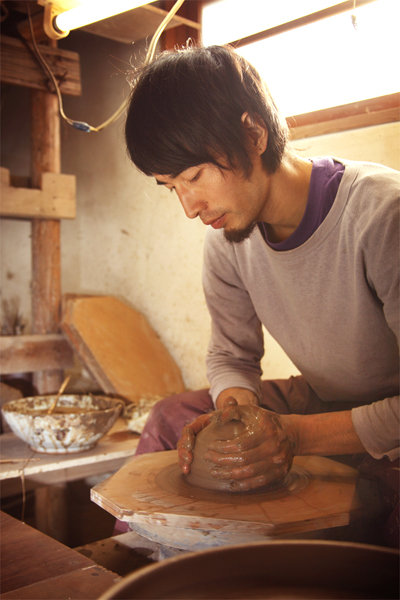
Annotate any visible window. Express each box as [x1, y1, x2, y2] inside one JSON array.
[[202, 0, 400, 135]]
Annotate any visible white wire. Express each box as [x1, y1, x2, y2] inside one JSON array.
[[27, 0, 186, 132], [91, 0, 186, 132]]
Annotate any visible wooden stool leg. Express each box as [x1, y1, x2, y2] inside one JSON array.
[[35, 483, 68, 544]]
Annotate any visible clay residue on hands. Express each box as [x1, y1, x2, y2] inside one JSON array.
[[185, 400, 295, 493]]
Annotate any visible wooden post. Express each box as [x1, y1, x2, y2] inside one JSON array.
[[31, 87, 64, 395], [30, 74, 69, 543]]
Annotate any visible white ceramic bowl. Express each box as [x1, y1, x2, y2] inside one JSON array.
[[2, 394, 123, 453]]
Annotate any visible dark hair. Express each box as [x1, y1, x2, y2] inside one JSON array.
[[125, 45, 288, 178]]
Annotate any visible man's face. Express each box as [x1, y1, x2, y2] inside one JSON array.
[[154, 159, 269, 244]]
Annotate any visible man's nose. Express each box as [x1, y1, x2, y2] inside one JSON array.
[[177, 189, 207, 219]]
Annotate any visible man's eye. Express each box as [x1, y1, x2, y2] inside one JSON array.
[[169, 187, 175, 193], [190, 171, 201, 183]]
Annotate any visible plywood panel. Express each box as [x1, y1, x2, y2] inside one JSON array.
[[62, 295, 185, 402]]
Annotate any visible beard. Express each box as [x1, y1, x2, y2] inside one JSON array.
[[224, 221, 257, 244]]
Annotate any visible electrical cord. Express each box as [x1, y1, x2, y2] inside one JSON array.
[[25, 0, 186, 132]]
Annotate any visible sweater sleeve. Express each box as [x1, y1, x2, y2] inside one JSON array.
[[350, 166, 400, 461], [352, 398, 399, 460], [203, 229, 264, 405]]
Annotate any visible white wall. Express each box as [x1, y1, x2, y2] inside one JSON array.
[[1, 32, 399, 391]]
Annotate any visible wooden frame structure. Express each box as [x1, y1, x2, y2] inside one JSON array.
[[0, 35, 81, 394]]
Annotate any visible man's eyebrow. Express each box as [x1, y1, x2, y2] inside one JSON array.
[[156, 179, 167, 186]]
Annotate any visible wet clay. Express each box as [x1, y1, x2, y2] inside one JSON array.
[[186, 418, 246, 492]]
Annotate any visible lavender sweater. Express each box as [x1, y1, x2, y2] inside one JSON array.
[[203, 159, 399, 461]]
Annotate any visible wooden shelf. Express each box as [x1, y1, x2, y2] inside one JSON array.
[[0, 35, 81, 95], [1, 167, 76, 220], [0, 334, 74, 375], [82, 3, 200, 45]]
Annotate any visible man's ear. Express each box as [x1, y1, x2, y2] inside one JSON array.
[[241, 112, 268, 155]]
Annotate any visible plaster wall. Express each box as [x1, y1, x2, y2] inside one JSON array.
[[1, 33, 399, 392]]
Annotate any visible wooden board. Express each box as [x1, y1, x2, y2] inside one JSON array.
[[0, 168, 76, 220], [0, 511, 119, 598], [91, 451, 360, 538], [0, 35, 81, 95], [82, 4, 200, 45], [1, 567, 120, 600], [0, 334, 74, 375], [61, 295, 185, 403]]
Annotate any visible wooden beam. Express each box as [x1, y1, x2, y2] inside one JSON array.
[[0, 334, 74, 375], [0, 167, 76, 220], [288, 93, 400, 139], [229, 0, 377, 48], [0, 35, 81, 96]]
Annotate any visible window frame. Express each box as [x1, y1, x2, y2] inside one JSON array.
[[203, 0, 400, 137]]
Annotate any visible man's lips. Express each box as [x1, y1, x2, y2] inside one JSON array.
[[203, 214, 226, 229]]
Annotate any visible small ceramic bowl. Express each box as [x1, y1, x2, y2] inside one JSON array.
[[1, 394, 123, 454]]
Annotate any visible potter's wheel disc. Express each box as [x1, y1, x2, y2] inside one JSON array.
[[155, 461, 309, 503], [91, 451, 360, 541]]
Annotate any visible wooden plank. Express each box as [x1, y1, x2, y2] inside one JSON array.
[[0, 511, 93, 594], [0, 334, 74, 375], [290, 107, 400, 140], [61, 295, 185, 403], [82, 4, 200, 45], [1, 565, 120, 600], [0, 511, 119, 599], [74, 532, 158, 578], [0, 35, 81, 96], [288, 93, 400, 140], [0, 168, 76, 220], [0, 420, 139, 483]]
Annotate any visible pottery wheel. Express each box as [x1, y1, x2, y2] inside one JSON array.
[[91, 450, 360, 550], [155, 460, 309, 504]]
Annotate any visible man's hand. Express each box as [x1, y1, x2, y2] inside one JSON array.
[[204, 402, 295, 491], [216, 387, 259, 409], [177, 412, 212, 474], [177, 396, 238, 474]]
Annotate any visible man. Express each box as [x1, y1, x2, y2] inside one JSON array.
[[123, 45, 399, 541]]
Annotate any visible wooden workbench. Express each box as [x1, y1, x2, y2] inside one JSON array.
[[0, 419, 139, 488], [0, 511, 120, 599], [0, 419, 139, 543]]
